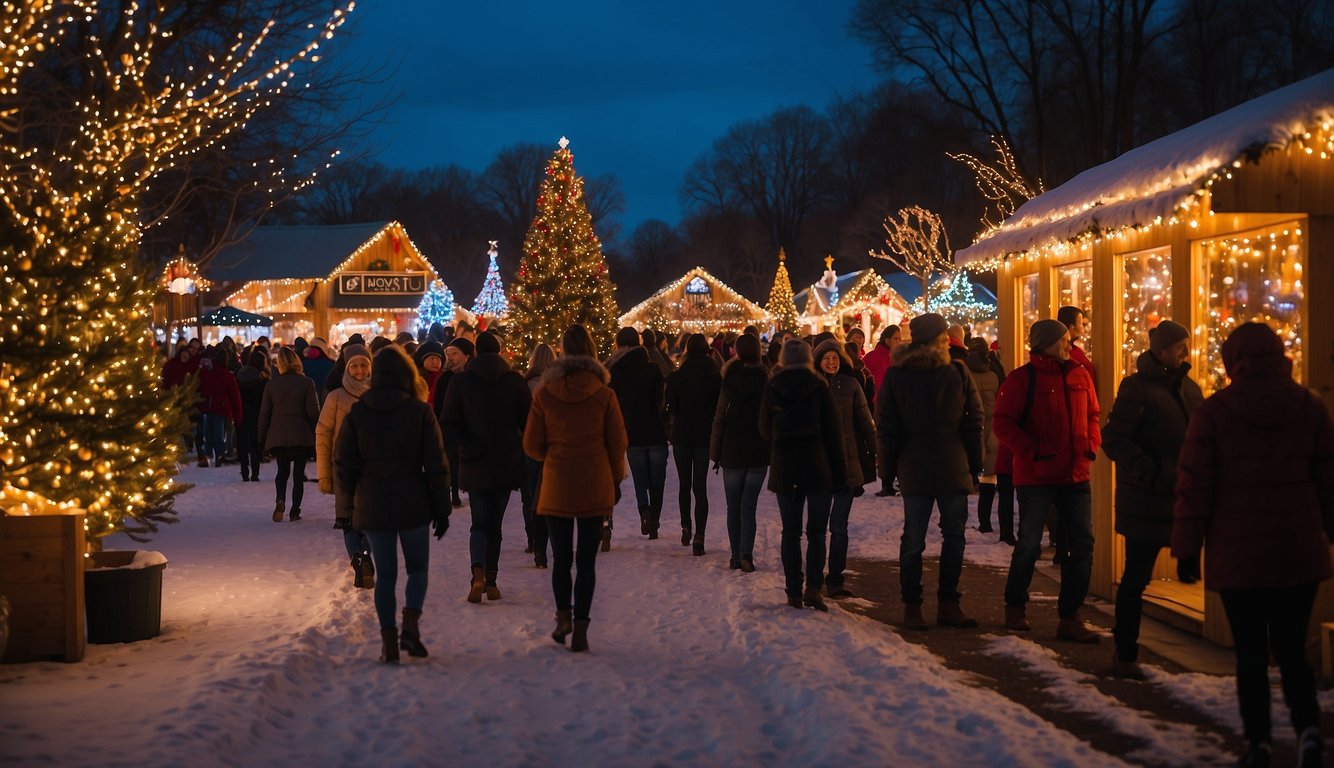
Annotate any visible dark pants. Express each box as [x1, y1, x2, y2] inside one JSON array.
[[673, 444, 709, 535], [201, 413, 228, 463], [995, 473, 1015, 537], [447, 445, 462, 502], [1112, 537, 1161, 662], [900, 494, 969, 604], [1220, 583, 1321, 744], [1004, 482, 1093, 617], [827, 489, 856, 589], [272, 449, 308, 508], [775, 489, 832, 598], [236, 419, 261, 479], [547, 516, 602, 621], [520, 457, 548, 561], [469, 489, 511, 582], [365, 524, 430, 631], [627, 445, 669, 530], [722, 466, 766, 562]]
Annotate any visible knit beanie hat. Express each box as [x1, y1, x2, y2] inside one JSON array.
[[340, 343, 370, 363], [475, 331, 501, 355], [909, 313, 949, 344], [446, 337, 475, 357], [1148, 320, 1190, 351], [779, 339, 813, 368], [1028, 319, 1069, 352]]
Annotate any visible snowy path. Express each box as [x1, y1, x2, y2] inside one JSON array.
[[0, 463, 1278, 766]]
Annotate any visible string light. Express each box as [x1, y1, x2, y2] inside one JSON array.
[[619, 266, 768, 335], [471, 240, 509, 319], [765, 249, 799, 333], [416, 280, 456, 333], [801, 267, 913, 335]]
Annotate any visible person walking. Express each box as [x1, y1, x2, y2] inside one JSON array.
[[316, 342, 374, 589], [995, 319, 1102, 641], [1174, 322, 1333, 768], [1100, 320, 1202, 679], [523, 325, 629, 653], [759, 339, 846, 612], [441, 331, 531, 604], [302, 337, 335, 403], [235, 348, 270, 482], [877, 314, 984, 629], [334, 344, 451, 663], [434, 337, 474, 509], [813, 339, 876, 600], [196, 347, 242, 469], [259, 346, 319, 522], [521, 343, 557, 568], [965, 337, 1003, 536], [709, 333, 770, 573], [665, 334, 721, 555], [607, 327, 669, 542]]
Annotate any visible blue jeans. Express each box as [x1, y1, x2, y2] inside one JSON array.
[[723, 467, 766, 562], [900, 494, 969, 604], [547, 516, 603, 620], [1004, 482, 1093, 617], [201, 413, 228, 463], [827, 489, 856, 589], [469, 489, 511, 579], [626, 445, 668, 527], [342, 528, 370, 560], [775, 490, 832, 597], [365, 525, 430, 631], [521, 457, 548, 561]]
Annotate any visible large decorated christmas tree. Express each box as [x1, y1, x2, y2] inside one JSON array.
[[765, 249, 800, 333], [471, 240, 510, 319], [508, 138, 619, 353]]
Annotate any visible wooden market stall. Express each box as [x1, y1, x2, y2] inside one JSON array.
[[955, 69, 1334, 648], [618, 266, 768, 337], [207, 221, 443, 346], [794, 257, 913, 345]]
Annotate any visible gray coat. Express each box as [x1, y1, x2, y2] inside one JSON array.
[[259, 371, 319, 452], [965, 357, 1001, 475]]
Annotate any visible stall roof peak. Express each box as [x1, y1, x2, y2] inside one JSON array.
[[206, 221, 409, 282], [957, 67, 1334, 265]]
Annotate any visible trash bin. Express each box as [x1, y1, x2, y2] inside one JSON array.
[[84, 551, 167, 644]]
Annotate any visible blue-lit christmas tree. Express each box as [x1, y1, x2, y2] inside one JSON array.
[[471, 240, 510, 319], [416, 279, 456, 332]]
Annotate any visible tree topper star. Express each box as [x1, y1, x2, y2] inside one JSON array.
[[558, 136, 569, 149]]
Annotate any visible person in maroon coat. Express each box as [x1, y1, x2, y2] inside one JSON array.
[[1173, 322, 1334, 768], [196, 348, 242, 468], [995, 319, 1102, 642]]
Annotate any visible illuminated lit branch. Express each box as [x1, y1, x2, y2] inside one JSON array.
[[869, 205, 954, 313], [947, 136, 1044, 231]]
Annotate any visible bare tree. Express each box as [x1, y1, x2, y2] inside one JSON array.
[[947, 136, 1044, 232], [483, 142, 623, 258], [870, 206, 954, 312]]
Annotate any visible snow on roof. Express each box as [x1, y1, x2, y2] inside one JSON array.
[[957, 68, 1334, 265]]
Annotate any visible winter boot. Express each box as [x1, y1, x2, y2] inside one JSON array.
[[1110, 651, 1146, 681], [600, 518, 612, 552], [936, 601, 979, 628], [569, 619, 590, 653], [484, 571, 502, 601], [551, 609, 573, 645], [197, 454, 209, 468], [802, 588, 828, 612], [379, 628, 400, 664], [1056, 613, 1102, 644], [399, 608, 428, 658], [902, 603, 929, 631], [786, 592, 803, 609], [1237, 741, 1271, 768], [639, 506, 651, 536], [272, 500, 285, 523], [739, 558, 756, 573], [691, 534, 705, 557], [1298, 727, 1322, 768], [1004, 604, 1030, 631], [680, 526, 692, 547], [467, 565, 485, 604], [288, 506, 301, 522]]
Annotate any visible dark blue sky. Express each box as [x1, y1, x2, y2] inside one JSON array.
[[343, 0, 881, 235]]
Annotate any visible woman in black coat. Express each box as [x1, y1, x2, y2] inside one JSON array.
[[759, 339, 846, 611], [440, 331, 531, 604], [607, 327, 669, 543], [259, 347, 319, 522], [335, 344, 451, 663], [234, 348, 269, 482], [708, 333, 770, 572], [664, 333, 721, 555]]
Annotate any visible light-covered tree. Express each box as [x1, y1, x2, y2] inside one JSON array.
[[870, 206, 954, 312], [765, 249, 800, 333]]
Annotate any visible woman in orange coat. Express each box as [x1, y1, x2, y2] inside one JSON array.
[[523, 325, 629, 653]]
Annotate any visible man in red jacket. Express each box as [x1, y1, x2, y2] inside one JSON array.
[[995, 319, 1102, 642]]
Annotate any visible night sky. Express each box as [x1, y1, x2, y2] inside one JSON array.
[[340, 0, 882, 235]]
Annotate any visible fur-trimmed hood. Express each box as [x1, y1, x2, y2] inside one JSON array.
[[541, 354, 611, 403], [892, 342, 950, 370]]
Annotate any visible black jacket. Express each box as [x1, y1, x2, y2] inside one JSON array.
[[235, 366, 266, 427], [759, 366, 846, 495], [709, 358, 770, 469], [876, 344, 984, 495], [1103, 352, 1204, 546], [607, 346, 668, 447], [665, 353, 721, 447], [334, 381, 450, 531], [440, 353, 531, 492]]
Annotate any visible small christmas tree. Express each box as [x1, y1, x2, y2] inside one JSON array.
[[765, 249, 800, 333], [916, 270, 996, 327], [471, 240, 510, 319], [416, 279, 456, 333], [508, 137, 619, 353]]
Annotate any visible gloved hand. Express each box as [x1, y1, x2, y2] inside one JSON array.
[[432, 514, 449, 540], [332, 516, 350, 530], [1176, 554, 1201, 584]]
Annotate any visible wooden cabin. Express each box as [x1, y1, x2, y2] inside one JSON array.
[[794, 259, 913, 345], [618, 266, 769, 337]]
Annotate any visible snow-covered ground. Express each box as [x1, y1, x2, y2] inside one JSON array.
[[0, 463, 1316, 767]]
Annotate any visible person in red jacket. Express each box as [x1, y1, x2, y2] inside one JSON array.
[[196, 347, 242, 468], [1173, 322, 1333, 768], [995, 319, 1102, 642]]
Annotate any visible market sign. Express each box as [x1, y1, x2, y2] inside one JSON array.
[[338, 272, 426, 295]]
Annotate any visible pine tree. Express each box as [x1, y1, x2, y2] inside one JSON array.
[[765, 249, 800, 333], [471, 241, 510, 319], [416, 279, 456, 332], [508, 138, 619, 354]]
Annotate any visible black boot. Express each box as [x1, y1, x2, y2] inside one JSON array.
[[680, 526, 692, 547], [400, 608, 428, 657], [570, 618, 590, 653], [691, 533, 705, 557], [484, 570, 502, 601], [552, 609, 573, 645], [600, 518, 612, 552], [379, 628, 400, 663], [639, 506, 650, 536]]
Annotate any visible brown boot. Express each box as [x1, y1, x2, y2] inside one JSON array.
[[936, 601, 979, 628], [570, 618, 590, 652], [485, 583, 502, 601], [902, 602, 929, 631], [802, 588, 828, 612], [379, 628, 400, 663], [1057, 614, 1102, 644], [551, 609, 573, 645], [467, 565, 485, 604], [1004, 604, 1030, 631], [1110, 651, 1146, 680], [399, 608, 428, 658]]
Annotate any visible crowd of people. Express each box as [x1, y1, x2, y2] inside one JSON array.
[[160, 309, 1332, 767]]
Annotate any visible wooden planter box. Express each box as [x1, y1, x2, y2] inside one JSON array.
[[0, 513, 86, 663]]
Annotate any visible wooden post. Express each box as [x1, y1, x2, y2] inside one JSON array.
[[0, 513, 86, 662]]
